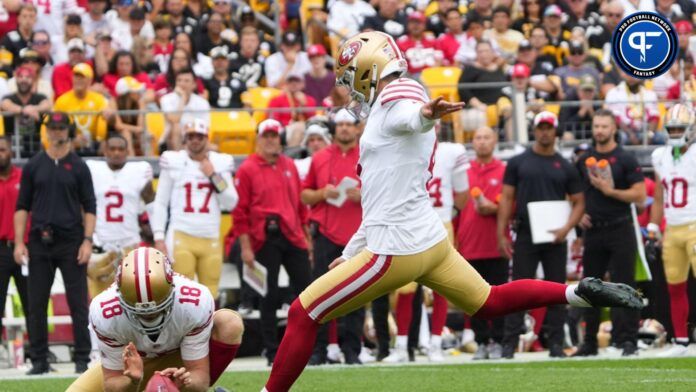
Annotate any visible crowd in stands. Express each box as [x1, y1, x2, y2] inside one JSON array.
[[0, 0, 693, 158]]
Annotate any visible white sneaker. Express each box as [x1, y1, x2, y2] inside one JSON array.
[[428, 343, 444, 362], [359, 346, 376, 364], [381, 348, 408, 363], [658, 344, 689, 357], [327, 344, 343, 363]]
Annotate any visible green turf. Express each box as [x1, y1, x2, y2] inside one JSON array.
[[1, 358, 695, 391]]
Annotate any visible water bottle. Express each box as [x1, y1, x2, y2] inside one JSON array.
[[470, 187, 490, 210], [13, 334, 24, 369], [596, 159, 615, 188], [585, 156, 598, 177]]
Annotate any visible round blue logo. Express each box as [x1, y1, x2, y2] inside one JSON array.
[[612, 12, 678, 79]]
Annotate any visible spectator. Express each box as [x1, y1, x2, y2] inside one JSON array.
[[300, 111, 365, 364], [653, 60, 680, 100], [52, 38, 89, 99], [457, 41, 506, 132], [497, 111, 585, 359], [667, 55, 696, 101], [0, 3, 36, 66], [558, 74, 601, 140], [360, 0, 407, 38], [528, 25, 561, 67], [14, 111, 96, 375], [484, 6, 524, 63], [604, 71, 662, 145], [499, 63, 546, 141], [163, 0, 199, 35], [656, 0, 692, 21], [194, 12, 235, 58], [29, 0, 83, 38], [674, 20, 692, 60], [618, 0, 654, 17], [210, 0, 234, 26], [132, 37, 161, 81], [457, 126, 507, 360], [267, 72, 318, 140], [54, 63, 110, 154], [514, 40, 556, 98], [0, 137, 29, 353], [552, 41, 600, 101], [52, 14, 84, 65], [173, 31, 213, 79], [203, 46, 246, 109], [29, 30, 54, 84], [92, 29, 117, 87], [152, 16, 174, 73], [160, 68, 210, 151], [101, 51, 155, 101], [437, 8, 466, 66], [152, 118, 239, 299], [397, 11, 443, 77], [109, 4, 155, 51], [295, 117, 331, 181], [8, 48, 53, 103], [82, 0, 109, 38], [264, 31, 311, 89], [564, 0, 601, 31], [425, 0, 457, 37], [588, 0, 624, 57], [454, 14, 499, 66], [1, 66, 51, 157], [328, 0, 376, 42], [153, 48, 207, 100], [467, 0, 494, 27], [542, 5, 572, 63], [229, 26, 267, 88], [108, 76, 147, 156], [233, 119, 313, 366], [0, 0, 19, 40], [186, 0, 210, 19], [511, 0, 544, 38], [304, 45, 334, 104], [573, 109, 646, 357]]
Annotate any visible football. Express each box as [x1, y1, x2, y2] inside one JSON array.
[[145, 372, 180, 392]]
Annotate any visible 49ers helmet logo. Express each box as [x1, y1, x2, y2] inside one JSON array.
[[338, 41, 363, 66]]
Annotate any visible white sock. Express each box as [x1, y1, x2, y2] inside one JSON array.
[[395, 335, 408, 350], [261, 388, 269, 392], [327, 343, 341, 356], [675, 338, 689, 346], [430, 334, 442, 348], [565, 284, 590, 307]]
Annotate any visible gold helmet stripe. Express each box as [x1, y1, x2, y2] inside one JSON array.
[[134, 247, 152, 303]]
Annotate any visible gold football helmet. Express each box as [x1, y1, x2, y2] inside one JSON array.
[[664, 103, 695, 146], [116, 247, 175, 334], [335, 31, 407, 118]]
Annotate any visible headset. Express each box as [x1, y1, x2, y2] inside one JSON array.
[[41, 111, 76, 143]]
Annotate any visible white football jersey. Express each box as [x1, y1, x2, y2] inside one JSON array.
[[652, 146, 696, 225], [295, 156, 312, 182], [342, 78, 447, 259], [151, 150, 238, 240], [428, 142, 469, 222], [27, 0, 84, 37], [87, 160, 153, 250], [90, 274, 215, 371]]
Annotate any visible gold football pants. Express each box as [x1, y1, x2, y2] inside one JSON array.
[[662, 222, 696, 284], [171, 230, 223, 298]]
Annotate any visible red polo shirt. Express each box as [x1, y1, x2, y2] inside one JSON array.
[[303, 144, 362, 246], [457, 158, 507, 260], [0, 166, 22, 241], [267, 93, 317, 126], [233, 153, 308, 252]]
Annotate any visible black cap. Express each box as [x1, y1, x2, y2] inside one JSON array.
[[45, 112, 71, 129], [282, 31, 300, 46], [569, 40, 584, 54], [519, 39, 532, 51], [129, 7, 146, 21], [66, 14, 82, 25]]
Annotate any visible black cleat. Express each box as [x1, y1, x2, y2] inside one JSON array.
[[576, 278, 644, 309], [572, 343, 598, 357], [308, 353, 327, 366], [26, 362, 54, 375], [75, 361, 88, 374], [549, 344, 567, 358], [621, 341, 638, 357]]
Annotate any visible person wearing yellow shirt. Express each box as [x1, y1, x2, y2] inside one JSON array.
[[53, 63, 111, 154]]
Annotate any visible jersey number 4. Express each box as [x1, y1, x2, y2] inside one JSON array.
[[427, 178, 443, 207], [662, 177, 688, 208], [184, 182, 214, 213]]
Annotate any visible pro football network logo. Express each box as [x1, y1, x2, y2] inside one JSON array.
[[612, 12, 678, 79]]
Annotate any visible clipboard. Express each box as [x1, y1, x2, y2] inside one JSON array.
[[243, 260, 268, 297], [527, 201, 577, 244], [326, 176, 360, 207]]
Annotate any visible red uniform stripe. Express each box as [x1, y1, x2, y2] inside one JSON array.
[[134, 248, 142, 303], [306, 254, 380, 314], [144, 249, 152, 302], [382, 87, 427, 97], [186, 312, 214, 336], [316, 256, 393, 320], [381, 95, 427, 105]]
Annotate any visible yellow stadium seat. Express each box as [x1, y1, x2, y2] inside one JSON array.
[[0, 116, 4, 135], [657, 102, 667, 130], [545, 104, 561, 116], [209, 111, 257, 155], [300, 0, 324, 31], [241, 87, 282, 124], [420, 67, 461, 102], [486, 105, 499, 128], [146, 112, 166, 155]]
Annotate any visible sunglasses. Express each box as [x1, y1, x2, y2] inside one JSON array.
[[570, 50, 584, 55], [32, 40, 49, 46], [185, 133, 206, 140]]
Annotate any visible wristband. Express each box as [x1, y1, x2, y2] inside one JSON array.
[[83, 236, 93, 243], [209, 172, 228, 193]]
